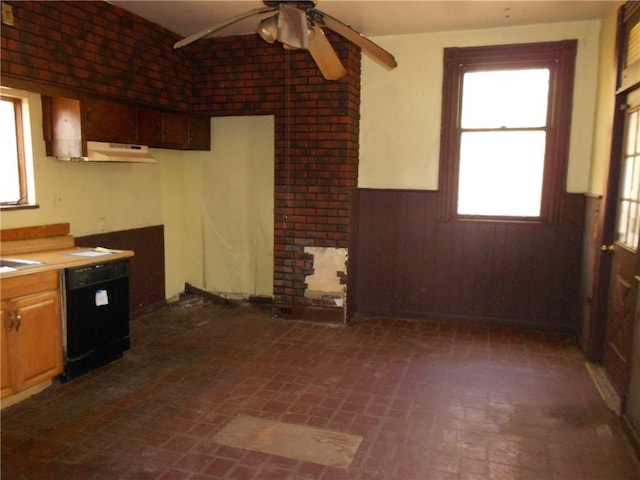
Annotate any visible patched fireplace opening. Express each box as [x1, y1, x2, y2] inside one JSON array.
[[303, 246, 347, 308]]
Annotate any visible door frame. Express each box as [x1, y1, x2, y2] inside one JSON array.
[[587, 2, 640, 362], [587, 93, 630, 362]]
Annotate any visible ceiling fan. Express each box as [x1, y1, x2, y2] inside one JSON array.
[[173, 0, 397, 81]]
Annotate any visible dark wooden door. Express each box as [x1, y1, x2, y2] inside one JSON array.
[[603, 87, 640, 396]]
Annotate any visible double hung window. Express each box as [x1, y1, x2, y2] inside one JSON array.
[[439, 41, 577, 223]]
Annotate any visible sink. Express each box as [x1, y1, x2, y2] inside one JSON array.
[[0, 258, 45, 269]]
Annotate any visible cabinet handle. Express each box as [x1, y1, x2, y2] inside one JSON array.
[[7, 310, 20, 331]]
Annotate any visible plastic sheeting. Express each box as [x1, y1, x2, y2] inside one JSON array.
[[202, 116, 274, 297]]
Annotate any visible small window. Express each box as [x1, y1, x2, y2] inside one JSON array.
[[458, 69, 549, 216], [616, 90, 640, 250], [619, 2, 640, 91], [439, 41, 577, 223], [1, 94, 35, 207]]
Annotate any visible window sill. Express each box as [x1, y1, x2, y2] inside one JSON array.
[[1, 203, 39, 211]]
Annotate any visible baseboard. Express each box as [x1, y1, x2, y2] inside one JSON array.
[[184, 283, 241, 307], [585, 362, 622, 415], [273, 304, 345, 323], [131, 299, 167, 319], [622, 414, 640, 458], [1, 380, 53, 410]]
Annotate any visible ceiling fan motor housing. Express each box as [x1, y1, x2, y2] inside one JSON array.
[[264, 1, 317, 10]]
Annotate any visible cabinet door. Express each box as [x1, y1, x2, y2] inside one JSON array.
[[162, 111, 187, 149], [136, 107, 163, 147], [1, 302, 13, 398], [187, 115, 211, 150], [41, 96, 83, 158], [84, 97, 134, 143], [11, 291, 63, 392]]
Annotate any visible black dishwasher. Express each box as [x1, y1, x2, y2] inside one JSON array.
[[61, 259, 130, 381]]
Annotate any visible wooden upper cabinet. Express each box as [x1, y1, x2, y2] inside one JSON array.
[[42, 96, 83, 158], [187, 115, 211, 150], [84, 97, 135, 143], [135, 108, 187, 149], [43, 94, 210, 153]]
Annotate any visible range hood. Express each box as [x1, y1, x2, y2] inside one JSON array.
[[69, 141, 156, 163]]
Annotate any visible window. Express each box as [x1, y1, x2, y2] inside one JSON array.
[[439, 41, 577, 223], [614, 2, 640, 250], [616, 92, 640, 250], [618, 1, 639, 92], [1, 93, 35, 207]]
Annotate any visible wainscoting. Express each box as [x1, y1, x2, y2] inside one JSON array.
[[76, 225, 165, 317], [349, 189, 586, 332]]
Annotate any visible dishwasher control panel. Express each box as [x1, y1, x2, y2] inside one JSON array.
[[66, 260, 129, 290]]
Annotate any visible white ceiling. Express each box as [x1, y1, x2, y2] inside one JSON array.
[[109, 1, 618, 40]]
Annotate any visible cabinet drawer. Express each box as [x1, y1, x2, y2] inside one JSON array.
[[1, 270, 59, 299]]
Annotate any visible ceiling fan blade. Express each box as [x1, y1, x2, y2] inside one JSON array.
[[174, 6, 276, 49], [310, 9, 397, 70], [308, 25, 347, 80]]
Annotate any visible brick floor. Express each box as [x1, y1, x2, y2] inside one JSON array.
[[2, 299, 639, 479]]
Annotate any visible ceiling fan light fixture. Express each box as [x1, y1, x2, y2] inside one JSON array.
[[257, 14, 278, 43]]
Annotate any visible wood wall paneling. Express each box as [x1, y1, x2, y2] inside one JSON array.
[[350, 189, 586, 332]]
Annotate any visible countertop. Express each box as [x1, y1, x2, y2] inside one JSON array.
[[0, 247, 135, 279]]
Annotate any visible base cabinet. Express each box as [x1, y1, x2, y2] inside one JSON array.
[[1, 271, 63, 399]]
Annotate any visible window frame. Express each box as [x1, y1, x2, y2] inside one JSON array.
[[1, 94, 30, 207], [438, 40, 578, 224]]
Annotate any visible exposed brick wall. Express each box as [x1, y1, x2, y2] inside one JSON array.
[[1, 1, 190, 109], [1, 1, 361, 308]]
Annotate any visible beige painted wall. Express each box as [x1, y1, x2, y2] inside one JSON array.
[[158, 148, 209, 300], [360, 20, 603, 192], [588, 3, 623, 195]]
